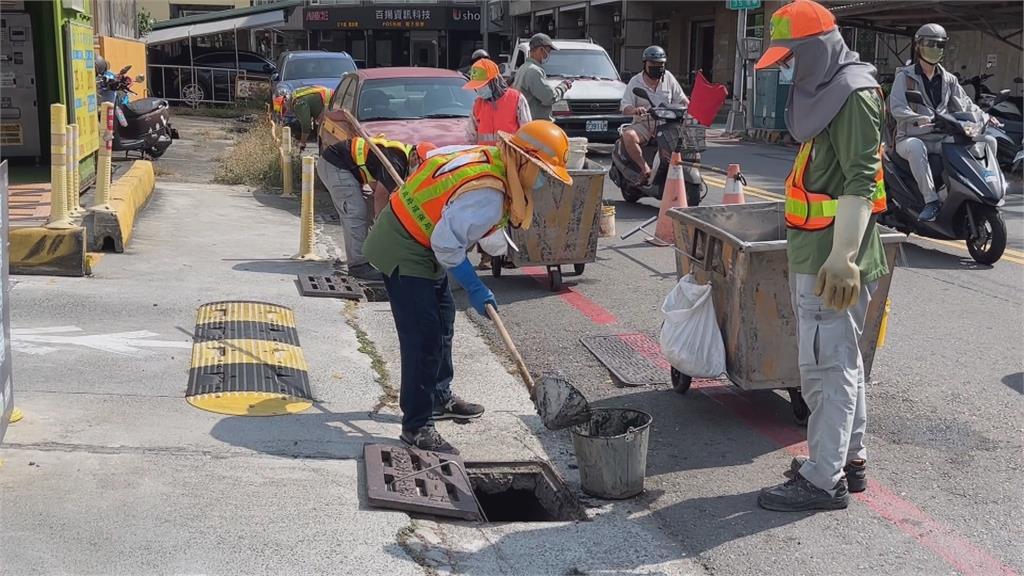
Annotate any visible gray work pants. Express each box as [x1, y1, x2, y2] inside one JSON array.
[[317, 157, 369, 267], [896, 135, 998, 204], [791, 273, 876, 492]]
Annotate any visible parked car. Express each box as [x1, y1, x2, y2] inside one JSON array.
[[318, 67, 475, 150], [273, 50, 357, 133], [503, 39, 630, 143], [150, 50, 276, 104]]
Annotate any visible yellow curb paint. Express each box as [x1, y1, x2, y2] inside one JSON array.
[[190, 339, 308, 371], [187, 392, 312, 417]]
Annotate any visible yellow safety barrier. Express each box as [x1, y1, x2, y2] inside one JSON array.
[[47, 104, 73, 229], [281, 126, 294, 197], [293, 155, 321, 260], [93, 102, 114, 209]]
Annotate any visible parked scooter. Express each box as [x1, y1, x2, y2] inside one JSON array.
[[609, 87, 705, 206], [98, 65, 175, 159], [986, 118, 1022, 171], [882, 91, 1007, 265]]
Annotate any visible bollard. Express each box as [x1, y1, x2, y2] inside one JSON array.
[[47, 104, 73, 229], [65, 123, 76, 214], [68, 123, 83, 215], [93, 103, 114, 209], [293, 155, 321, 260], [281, 126, 295, 197]]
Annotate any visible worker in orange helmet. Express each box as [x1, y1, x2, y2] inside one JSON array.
[[362, 121, 573, 454]]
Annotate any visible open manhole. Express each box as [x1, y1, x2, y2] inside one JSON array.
[[466, 461, 588, 523]]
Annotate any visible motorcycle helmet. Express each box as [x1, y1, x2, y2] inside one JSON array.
[[642, 45, 667, 64], [471, 49, 490, 63], [915, 24, 948, 65], [95, 56, 109, 76]]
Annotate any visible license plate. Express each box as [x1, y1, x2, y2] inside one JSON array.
[[586, 120, 608, 132]]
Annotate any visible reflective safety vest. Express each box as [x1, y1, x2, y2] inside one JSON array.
[[391, 147, 507, 247], [784, 141, 887, 231], [473, 89, 523, 145], [351, 137, 412, 184], [290, 85, 331, 106]]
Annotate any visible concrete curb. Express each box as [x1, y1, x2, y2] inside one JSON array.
[[89, 160, 156, 252], [9, 225, 90, 277]]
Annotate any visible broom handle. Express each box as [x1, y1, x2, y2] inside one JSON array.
[[341, 109, 405, 188], [485, 304, 535, 394]]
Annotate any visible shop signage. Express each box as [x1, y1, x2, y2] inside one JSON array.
[[727, 0, 761, 9], [304, 5, 482, 31]]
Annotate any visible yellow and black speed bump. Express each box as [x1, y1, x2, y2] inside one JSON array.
[[187, 301, 314, 416]]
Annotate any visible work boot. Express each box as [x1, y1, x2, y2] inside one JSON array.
[[918, 201, 942, 222], [348, 262, 384, 282], [758, 473, 849, 512], [433, 395, 485, 421], [400, 427, 459, 455], [477, 253, 493, 271], [788, 457, 867, 493]]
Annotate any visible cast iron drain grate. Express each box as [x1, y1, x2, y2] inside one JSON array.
[[364, 444, 480, 520], [466, 461, 587, 523], [297, 274, 364, 300], [581, 333, 670, 387]]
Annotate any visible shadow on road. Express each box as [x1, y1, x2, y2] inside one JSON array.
[[226, 258, 335, 276], [1002, 372, 1023, 394], [894, 243, 994, 271]]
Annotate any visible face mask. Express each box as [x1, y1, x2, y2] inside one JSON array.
[[778, 56, 795, 83], [919, 41, 945, 65], [646, 65, 666, 79], [477, 86, 493, 100]]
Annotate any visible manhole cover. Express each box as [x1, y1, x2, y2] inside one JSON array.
[[364, 444, 480, 521], [297, 274, 364, 300], [581, 333, 670, 387]]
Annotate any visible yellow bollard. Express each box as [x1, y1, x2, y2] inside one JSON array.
[[293, 155, 321, 260], [93, 103, 114, 209], [47, 104, 73, 229], [281, 126, 295, 197], [67, 123, 83, 216]]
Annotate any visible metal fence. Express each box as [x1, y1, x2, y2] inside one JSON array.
[[147, 64, 267, 106]]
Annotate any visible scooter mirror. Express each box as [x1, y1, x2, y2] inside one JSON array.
[[1015, 77, 1023, 84], [632, 87, 651, 102], [119, 65, 132, 75], [135, 74, 145, 83]]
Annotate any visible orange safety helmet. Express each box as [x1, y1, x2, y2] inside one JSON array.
[[499, 120, 572, 185]]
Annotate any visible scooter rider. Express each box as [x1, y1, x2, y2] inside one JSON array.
[[619, 46, 689, 185], [754, 0, 889, 512], [889, 23, 1000, 222]]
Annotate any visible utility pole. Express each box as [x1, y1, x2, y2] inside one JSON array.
[[481, 0, 489, 53], [727, 8, 747, 133]]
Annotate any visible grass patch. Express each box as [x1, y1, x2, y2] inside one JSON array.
[[344, 302, 396, 411], [174, 100, 267, 119], [213, 121, 300, 190]]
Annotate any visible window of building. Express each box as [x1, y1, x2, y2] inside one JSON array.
[[746, 11, 764, 40]]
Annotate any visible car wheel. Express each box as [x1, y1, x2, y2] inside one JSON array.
[[181, 81, 208, 106]]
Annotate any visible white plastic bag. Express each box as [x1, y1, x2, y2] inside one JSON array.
[[659, 274, 726, 378], [478, 229, 509, 257]]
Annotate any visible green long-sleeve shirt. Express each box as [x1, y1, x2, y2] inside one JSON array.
[[787, 88, 889, 283], [512, 57, 568, 121]]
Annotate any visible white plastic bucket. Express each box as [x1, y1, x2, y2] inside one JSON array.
[[567, 137, 588, 170]]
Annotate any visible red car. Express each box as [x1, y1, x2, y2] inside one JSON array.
[[319, 67, 476, 149]]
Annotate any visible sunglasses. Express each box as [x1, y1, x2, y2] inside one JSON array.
[[919, 39, 946, 49]]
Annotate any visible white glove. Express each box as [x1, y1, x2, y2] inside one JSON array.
[[815, 195, 872, 311]]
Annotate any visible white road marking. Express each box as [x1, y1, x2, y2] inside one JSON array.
[[11, 326, 193, 356]]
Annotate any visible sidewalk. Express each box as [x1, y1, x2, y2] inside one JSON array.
[[1, 117, 702, 575]]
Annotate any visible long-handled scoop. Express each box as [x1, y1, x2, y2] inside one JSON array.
[[486, 304, 591, 430]]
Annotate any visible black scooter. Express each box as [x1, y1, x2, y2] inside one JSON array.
[[99, 65, 175, 159], [883, 91, 1007, 264], [609, 87, 705, 207]]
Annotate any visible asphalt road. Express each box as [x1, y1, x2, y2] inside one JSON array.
[[466, 136, 1024, 575]]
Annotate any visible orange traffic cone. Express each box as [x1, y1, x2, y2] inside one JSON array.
[[652, 151, 688, 246], [722, 163, 746, 205]]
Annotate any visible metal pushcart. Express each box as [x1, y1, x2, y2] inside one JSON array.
[[667, 203, 904, 422], [491, 159, 608, 291]]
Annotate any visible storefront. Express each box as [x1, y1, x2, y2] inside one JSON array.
[[304, 4, 482, 70]]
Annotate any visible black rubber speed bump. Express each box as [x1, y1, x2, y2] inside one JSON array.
[[581, 333, 670, 387], [186, 301, 313, 416], [364, 444, 480, 520], [297, 274, 364, 300]]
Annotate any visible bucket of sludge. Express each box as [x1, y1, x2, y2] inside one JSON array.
[[571, 408, 652, 499]]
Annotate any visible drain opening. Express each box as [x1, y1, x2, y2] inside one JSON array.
[[363, 284, 389, 302], [465, 461, 587, 523]]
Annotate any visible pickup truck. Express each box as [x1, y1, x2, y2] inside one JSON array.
[[502, 39, 630, 143]]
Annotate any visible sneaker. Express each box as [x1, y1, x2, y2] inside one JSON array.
[[348, 262, 384, 282], [787, 457, 867, 493], [918, 201, 942, 222], [400, 427, 459, 455], [758, 473, 849, 512], [433, 395, 485, 421]]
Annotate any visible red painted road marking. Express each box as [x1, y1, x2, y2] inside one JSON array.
[[523, 267, 617, 325], [617, 333, 671, 370], [527, 282, 1020, 576]]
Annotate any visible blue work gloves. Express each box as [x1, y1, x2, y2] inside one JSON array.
[[449, 259, 497, 316]]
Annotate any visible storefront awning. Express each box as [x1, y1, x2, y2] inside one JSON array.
[[146, 0, 301, 45], [828, 1, 1022, 49]]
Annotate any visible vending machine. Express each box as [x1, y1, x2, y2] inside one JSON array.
[[0, 11, 41, 158]]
